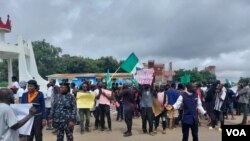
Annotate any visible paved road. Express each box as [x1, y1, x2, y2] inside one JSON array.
[[43, 114, 248, 141]]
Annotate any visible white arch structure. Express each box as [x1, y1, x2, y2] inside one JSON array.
[[0, 16, 48, 91]]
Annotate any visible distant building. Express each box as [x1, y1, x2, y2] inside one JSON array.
[[205, 65, 216, 74], [143, 60, 175, 86]]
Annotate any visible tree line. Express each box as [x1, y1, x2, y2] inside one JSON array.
[[0, 40, 123, 83], [1, 39, 247, 86]]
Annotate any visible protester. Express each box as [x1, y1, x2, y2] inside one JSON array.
[[17, 81, 27, 103], [44, 83, 53, 130], [21, 80, 46, 141], [49, 79, 60, 134], [0, 88, 35, 141], [196, 83, 205, 126], [170, 83, 207, 141], [50, 79, 60, 107], [224, 83, 236, 120], [97, 82, 113, 131], [115, 86, 123, 121], [49, 82, 77, 141], [166, 82, 180, 129], [211, 84, 226, 131], [237, 81, 250, 125], [120, 81, 135, 137], [140, 84, 154, 136], [70, 82, 79, 98], [78, 83, 91, 133], [205, 81, 219, 127], [154, 85, 168, 134], [10, 76, 19, 97], [175, 83, 186, 126]]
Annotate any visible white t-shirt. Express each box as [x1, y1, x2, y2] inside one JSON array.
[[0, 103, 18, 141], [17, 88, 26, 98], [11, 81, 19, 89], [44, 86, 53, 108], [94, 89, 100, 107]]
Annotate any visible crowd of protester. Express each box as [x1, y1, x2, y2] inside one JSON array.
[[1, 76, 250, 141]]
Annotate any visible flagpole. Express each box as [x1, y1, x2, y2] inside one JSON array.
[[110, 66, 120, 80]]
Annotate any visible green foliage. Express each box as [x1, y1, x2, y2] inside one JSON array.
[[31, 40, 121, 78], [0, 60, 18, 82], [0, 81, 8, 87], [173, 69, 216, 84], [32, 40, 62, 79]]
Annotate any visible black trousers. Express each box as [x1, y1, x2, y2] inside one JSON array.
[[154, 111, 167, 130], [99, 104, 111, 129], [141, 107, 153, 132], [182, 123, 198, 141], [124, 108, 133, 133], [93, 106, 101, 128], [212, 110, 224, 128], [236, 102, 242, 115], [27, 116, 43, 141], [116, 102, 124, 120]]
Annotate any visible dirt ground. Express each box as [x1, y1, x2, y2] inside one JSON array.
[[43, 113, 248, 141]]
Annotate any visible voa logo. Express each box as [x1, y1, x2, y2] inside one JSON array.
[[226, 129, 246, 136]]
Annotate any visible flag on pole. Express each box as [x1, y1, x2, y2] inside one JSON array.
[[181, 74, 190, 85], [105, 69, 112, 89], [120, 52, 139, 73]]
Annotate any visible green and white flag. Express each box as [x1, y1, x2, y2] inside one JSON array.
[[181, 74, 190, 85], [120, 52, 139, 73], [105, 69, 112, 89]]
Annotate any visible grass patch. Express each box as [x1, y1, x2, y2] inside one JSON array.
[[0, 81, 8, 87]]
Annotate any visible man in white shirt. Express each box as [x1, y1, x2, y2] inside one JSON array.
[[210, 85, 226, 131], [0, 88, 35, 141], [17, 81, 27, 103], [45, 83, 53, 130], [170, 83, 206, 141]]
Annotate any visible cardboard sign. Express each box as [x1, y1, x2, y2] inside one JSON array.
[[76, 92, 96, 108], [135, 68, 154, 85]]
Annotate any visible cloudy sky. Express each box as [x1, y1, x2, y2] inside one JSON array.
[[1, 0, 250, 82]]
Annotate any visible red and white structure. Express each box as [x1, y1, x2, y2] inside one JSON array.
[[0, 15, 47, 91]]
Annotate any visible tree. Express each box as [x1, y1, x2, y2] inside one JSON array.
[[173, 69, 216, 84], [0, 59, 18, 82], [32, 39, 62, 79], [96, 56, 120, 73], [32, 40, 122, 76]]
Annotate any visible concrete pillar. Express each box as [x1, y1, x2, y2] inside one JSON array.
[[7, 58, 13, 87], [0, 31, 5, 43]]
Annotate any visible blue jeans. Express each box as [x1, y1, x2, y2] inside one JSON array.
[[78, 108, 90, 131]]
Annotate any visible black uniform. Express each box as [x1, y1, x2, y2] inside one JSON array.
[[49, 93, 77, 141]]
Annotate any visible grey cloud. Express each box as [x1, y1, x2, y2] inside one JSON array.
[[1, 0, 250, 81]]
